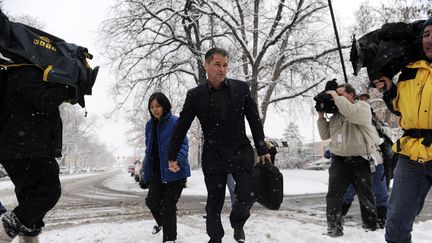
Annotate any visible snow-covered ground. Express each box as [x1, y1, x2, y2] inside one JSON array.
[[103, 169, 329, 196], [14, 169, 432, 242]]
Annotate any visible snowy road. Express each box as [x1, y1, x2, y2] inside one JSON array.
[[1, 169, 430, 231], [52, 169, 432, 229], [0, 169, 331, 230], [1, 169, 432, 242], [44, 170, 330, 230]]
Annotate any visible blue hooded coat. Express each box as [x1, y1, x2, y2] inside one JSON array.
[[143, 112, 190, 183]]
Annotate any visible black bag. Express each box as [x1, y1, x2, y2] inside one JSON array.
[[138, 165, 149, 189], [138, 177, 149, 189], [253, 163, 283, 210], [379, 134, 398, 188]]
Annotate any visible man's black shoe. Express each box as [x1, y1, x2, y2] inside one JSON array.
[[233, 228, 245, 242], [325, 227, 343, 237], [362, 223, 377, 232], [208, 239, 221, 243], [152, 225, 162, 235]]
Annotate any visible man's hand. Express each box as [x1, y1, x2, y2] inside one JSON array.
[[325, 90, 338, 99], [372, 76, 392, 92], [259, 154, 272, 164], [168, 160, 180, 173]]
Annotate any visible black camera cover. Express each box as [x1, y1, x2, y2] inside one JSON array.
[[0, 10, 99, 108], [350, 20, 425, 82]]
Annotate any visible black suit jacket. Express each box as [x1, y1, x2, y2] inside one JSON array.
[[168, 79, 268, 174]]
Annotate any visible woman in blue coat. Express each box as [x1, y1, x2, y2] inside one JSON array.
[[143, 92, 190, 243]]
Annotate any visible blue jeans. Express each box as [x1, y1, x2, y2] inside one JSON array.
[[343, 164, 389, 207], [0, 202, 5, 215], [385, 156, 432, 243]]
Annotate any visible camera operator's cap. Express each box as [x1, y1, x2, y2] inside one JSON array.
[[423, 16, 432, 31], [357, 92, 370, 100]]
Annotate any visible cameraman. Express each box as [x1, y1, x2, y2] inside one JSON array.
[[0, 66, 70, 242], [317, 84, 378, 237], [373, 17, 432, 243], [340, 93, 390, 229]]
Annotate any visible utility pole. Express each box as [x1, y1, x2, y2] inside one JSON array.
[[328, 0, 348, 83]]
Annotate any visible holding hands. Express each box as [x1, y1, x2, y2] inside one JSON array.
[[168, 160, 181, 173]]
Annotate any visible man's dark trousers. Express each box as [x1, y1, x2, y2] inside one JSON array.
[[204, 170, 255, 242], [326, 156, 377, 231], [1, 158, 61, 229]]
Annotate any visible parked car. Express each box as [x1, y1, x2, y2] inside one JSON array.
[[59, 165, 69, 174], [127, 164, 136, 177], [304, 157, 331, 170], [134, 160, 143, 182]]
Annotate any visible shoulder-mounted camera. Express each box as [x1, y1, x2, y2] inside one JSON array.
[[350, 20, 425, 83]]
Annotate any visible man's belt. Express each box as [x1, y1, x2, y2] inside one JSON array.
[[397, 129, 432, 151], [332, 155, 364, 163]]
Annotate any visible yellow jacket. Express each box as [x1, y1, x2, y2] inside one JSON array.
[[392, 60, 432, 162]]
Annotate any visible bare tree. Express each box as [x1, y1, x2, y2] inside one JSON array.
[[198, 0, 346, 123], [124, 107, 149, 159], [60, 105, 114, 169], [373, 0, 430, 23], [353, 0, 430, 36], [100, 0, 345, 125]]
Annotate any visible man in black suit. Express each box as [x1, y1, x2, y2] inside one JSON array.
[[168, 47, 270, 243]]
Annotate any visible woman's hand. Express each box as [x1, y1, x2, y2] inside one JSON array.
[[168, 160, 180, 173]]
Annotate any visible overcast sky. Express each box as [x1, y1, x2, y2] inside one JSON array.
[[2, 0, 363, 156]]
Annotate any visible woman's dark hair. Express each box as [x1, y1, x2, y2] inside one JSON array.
[[148, 92, 171, 118]]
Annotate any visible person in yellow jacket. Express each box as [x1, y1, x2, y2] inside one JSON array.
[[374, 16, 432, 243]]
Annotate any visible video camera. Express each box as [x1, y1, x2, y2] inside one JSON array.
[[0, 10, 99, 108], [350, 20, 425, 83], [313, 79, 339, 114]]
